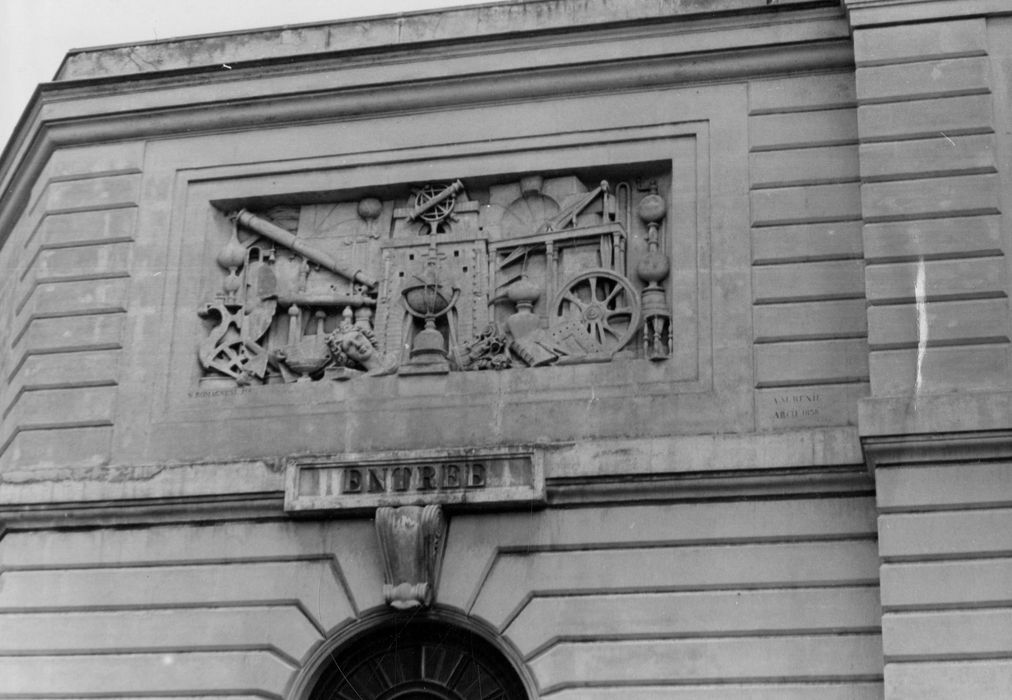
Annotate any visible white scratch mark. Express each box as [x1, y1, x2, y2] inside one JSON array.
[[939, 131, 955, 147], [222, 63, 232, 70], [915, 257, 928, 394]]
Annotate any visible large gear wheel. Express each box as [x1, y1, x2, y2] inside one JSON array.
[[550, 269, 641, 355]]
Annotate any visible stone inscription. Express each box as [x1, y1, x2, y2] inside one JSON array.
[[285, 450, 544, 512], [771, 392, 822, 421], [187, 387, 253, 399], [331, 460, 491, 495], [756, 386, 862, 430]]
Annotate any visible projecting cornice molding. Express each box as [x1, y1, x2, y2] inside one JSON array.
[[843, 0, 1012, 27], [55, 0, 835, 80], [861, 390, 1012, 470], [0, 4, 851, 249], [864, 431, 1012, 471]]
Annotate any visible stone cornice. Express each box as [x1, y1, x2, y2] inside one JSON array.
[[859, 391, 1012, 439], [56, 0, 835, 80], [547, 466, 873, 506], [843, 0, 1012, 27], [0, 29, 852, 249], [0, 428, 865, 522], [0, 494, 286, 531], [864, 430, 1012, 471], [0, 466, 874, 530], [861, 391, 1012, 470]]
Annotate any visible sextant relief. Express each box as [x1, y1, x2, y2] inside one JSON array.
[[197, 166, 675, 387]]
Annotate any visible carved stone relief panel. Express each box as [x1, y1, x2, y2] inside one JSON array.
[[197, 164, 674, 387]]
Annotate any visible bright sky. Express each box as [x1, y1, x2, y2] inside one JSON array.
[[0, 0, 475, 150]]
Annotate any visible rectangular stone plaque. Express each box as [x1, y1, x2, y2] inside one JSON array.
[[755, 384, 867, 430], [285, 447, 545, 513]]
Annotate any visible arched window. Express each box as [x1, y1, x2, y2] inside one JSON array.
[[306, 616, 531, 700]]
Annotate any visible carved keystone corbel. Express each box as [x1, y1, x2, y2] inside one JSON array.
[[375, 504, 447, 610]]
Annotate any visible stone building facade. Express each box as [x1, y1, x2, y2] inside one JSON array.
[[1, 0, 1011, 697]]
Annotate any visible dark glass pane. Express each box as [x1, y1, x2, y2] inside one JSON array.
[[309, 619, 528, 700]]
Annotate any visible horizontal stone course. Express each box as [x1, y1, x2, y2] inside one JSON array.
[[865, 256, 1005, 303], [749, 109, 858, 150], [869, 344, 1009, 395], [883, 608, 1012, 658], [852, 18, 986, 65], [0, 560, 353, 631], [859, 133, 996, 182], [881, 557, 1012, 610], [877, 462, 1012, 510], [886, 659, 1012, 700], [546, 685, 885, 700], [753, 259, 865, 303], [749, 72, 856, 114], [752, 182, 862, 227], [879, 508, 1012, 559], [473, 540, 879, 628], [24, 241, 132, 282], [508, 586, 882, 658], [856, 56, 992, 102], [754, 339, 870, 387], [39, 173, 141, 215], [861, 172, 999, 222], [0, 606, 320, 660], [857, 94, 993, 142], [752, 221, 863, 264], [0, 651, 294, 696], [0, 425, 112, 472], [530, 635, 884, 693], [753, 299, 867, 342], [750, 145, 860, 189], [30, 207, 136, 249], [867, 298, 1009, 348]]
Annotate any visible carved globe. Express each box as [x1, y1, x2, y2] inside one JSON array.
[[403, 283, 453, 317], [357, 196, 383, 221], [636, 252, 671, 284], [637, 192, 667, 224]]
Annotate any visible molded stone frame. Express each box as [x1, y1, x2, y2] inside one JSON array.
[[179, 127, 702, 390], [112, 87, 750, 465], [288, 607, 539, 700], [284, 445, 546, 513]]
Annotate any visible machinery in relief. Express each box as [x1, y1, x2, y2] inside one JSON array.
[[197, 167, 674, 386]]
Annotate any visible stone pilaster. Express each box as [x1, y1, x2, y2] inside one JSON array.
[[849, 9, 1009, 396], [848, 1, 1012, 697]]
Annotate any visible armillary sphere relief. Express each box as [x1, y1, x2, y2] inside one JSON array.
[[198, 167, 674, 386]]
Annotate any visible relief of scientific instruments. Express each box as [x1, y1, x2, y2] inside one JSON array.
[[198, 168, 675, 386]]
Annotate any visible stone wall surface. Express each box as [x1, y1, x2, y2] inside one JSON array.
[[748, 69, 869, 429], [0, 142, 143, 472], [846, 1, 1012, 698], [0, 0, 865, 494], [0, 494, 881, 697], [855, 17, 1009, 396], [1, 0, 1012, 697]]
